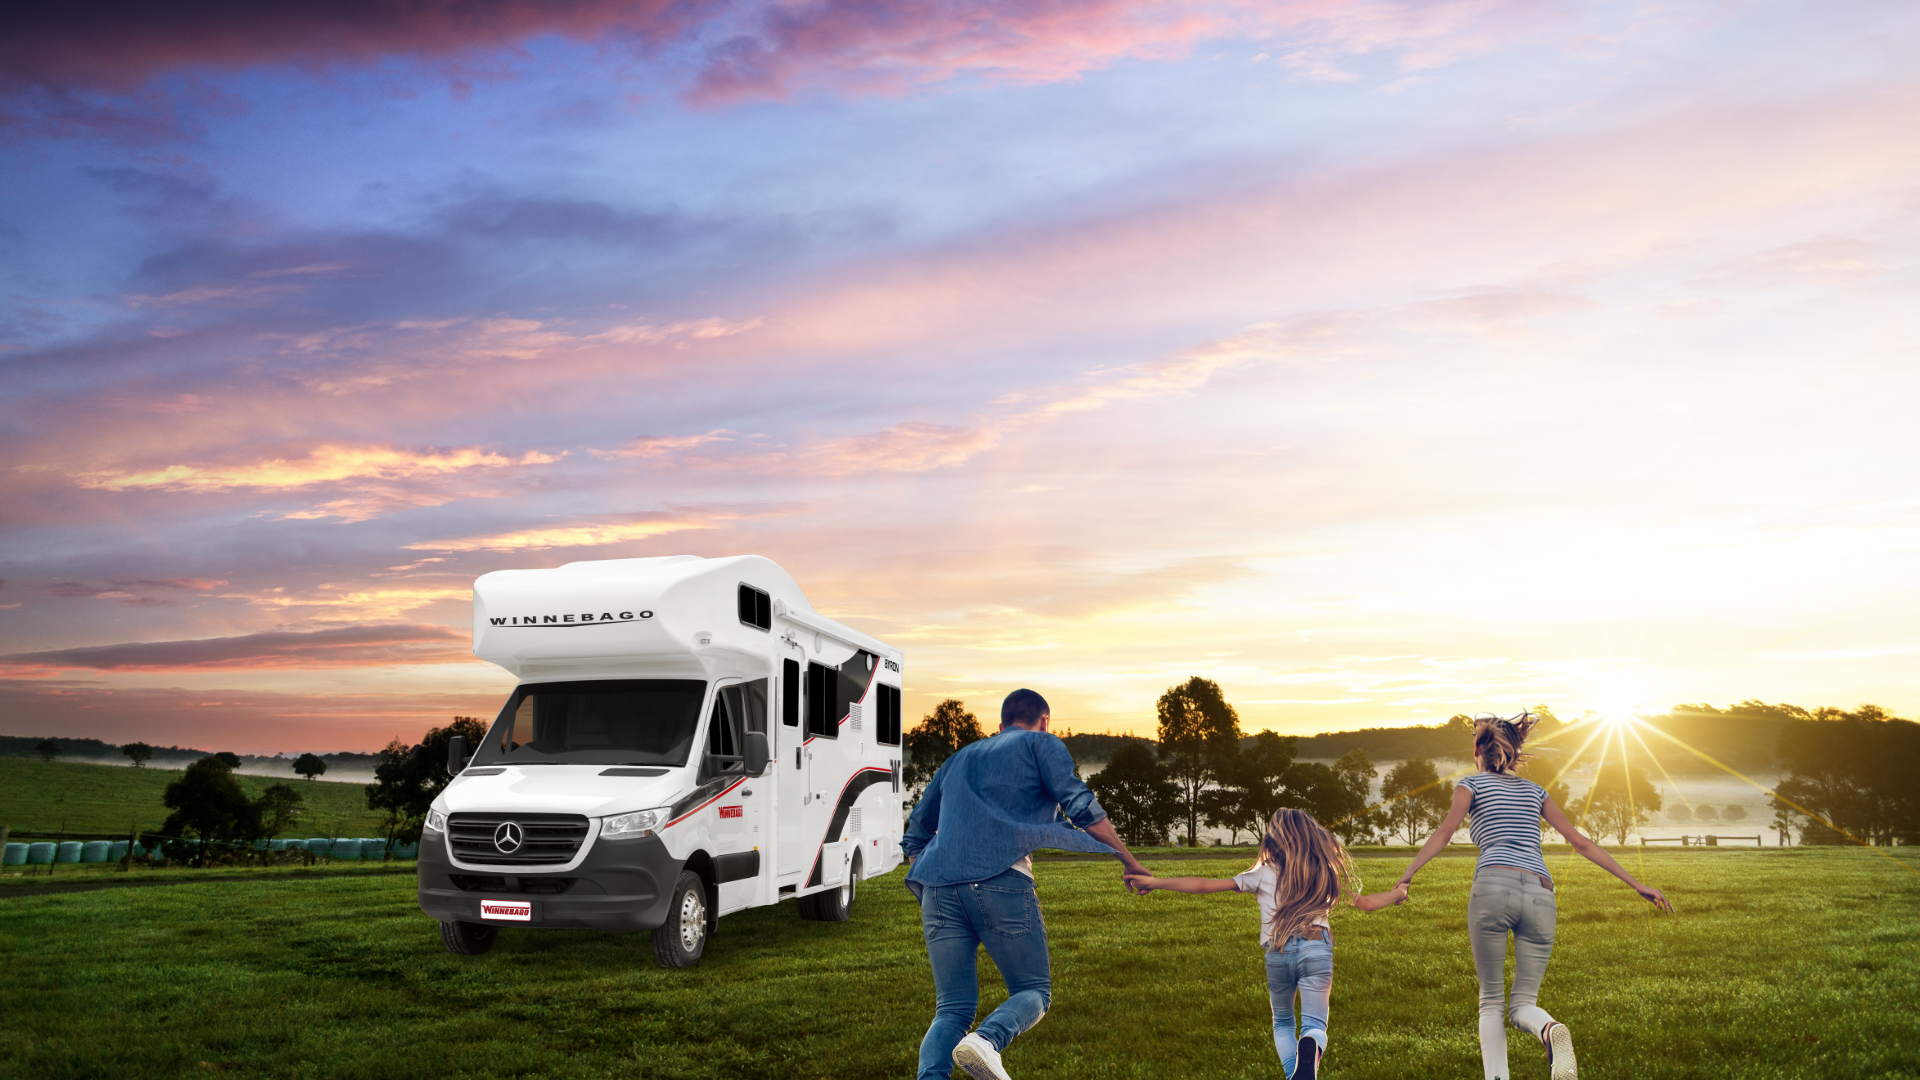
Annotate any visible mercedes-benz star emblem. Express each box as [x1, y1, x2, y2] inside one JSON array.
[[493, 821, 524, 854]]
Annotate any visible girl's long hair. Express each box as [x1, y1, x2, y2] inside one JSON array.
[[1473, 710, 1538, 774], [1254, 808, 1361, 948]]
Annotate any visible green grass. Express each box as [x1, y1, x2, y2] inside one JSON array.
[[0, 757, 388, 839], [1, 848, 1915, 1079]]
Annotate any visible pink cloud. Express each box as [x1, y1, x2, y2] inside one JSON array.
[[1, 623, 470, 673]]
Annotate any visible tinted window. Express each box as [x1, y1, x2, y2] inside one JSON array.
[[474, 680, 706, 767], [806, 661, 835, 739], [782, 658, 800, 727], [738, 584, 771, 631], [876, 683, 902, 746]]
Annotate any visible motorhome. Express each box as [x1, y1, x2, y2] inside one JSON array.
[[416, 555, 906, 967]]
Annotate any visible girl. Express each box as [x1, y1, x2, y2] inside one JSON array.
[[1396, 712, 1673, 1080], [1125, 809, 1407, 1079]]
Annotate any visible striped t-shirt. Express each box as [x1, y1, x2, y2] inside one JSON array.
[[1460, 772, 1552, 882]]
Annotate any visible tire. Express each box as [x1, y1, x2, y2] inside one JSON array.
[[800, 854, 859, 922], [439, 920, 498, 956], [652, 870, 709, 968]]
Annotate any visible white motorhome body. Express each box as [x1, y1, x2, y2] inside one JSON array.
[[417, 555, 906, 966]]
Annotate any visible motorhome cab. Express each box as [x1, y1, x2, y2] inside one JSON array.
[[417, 555, 906, 967]]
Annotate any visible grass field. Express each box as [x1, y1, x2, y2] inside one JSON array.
[[0, 757, 388, 839], [2, 848, 1915, 1079]]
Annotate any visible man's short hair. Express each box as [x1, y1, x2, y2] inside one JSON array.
[[1001, 688, 1050, 728]]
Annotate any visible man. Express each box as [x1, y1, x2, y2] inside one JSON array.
[[902, 688, 1151, 1080]]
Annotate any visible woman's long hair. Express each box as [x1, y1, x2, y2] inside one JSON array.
[[1254, 808, 1360, 948], [1473, 710, 1538, 774]]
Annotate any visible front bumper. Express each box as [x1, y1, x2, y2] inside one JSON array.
[[417, 832, 683, 934]]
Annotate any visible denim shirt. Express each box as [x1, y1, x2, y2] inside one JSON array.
[[902, 728, 1117, 890]]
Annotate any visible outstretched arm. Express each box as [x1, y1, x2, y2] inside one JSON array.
[[1083, 817, 1150, 878], [1351, 883, 1411, 911], [1396, 785, 1474, 887], [1123, 874, 1238, 894], [1540, 797, 1673, 912]]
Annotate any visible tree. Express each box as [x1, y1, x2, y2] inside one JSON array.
[[1772, 707, 1920, 846], [1667, 803, 1693, 824], [1087, 741, 1181, 847], [1723, 804, 1747, 823], [35, 739, 58, 762], [212, 751, 242, 769], [1577, 760, 1663, 844], [121, 742, 154, 767], [1203, 731, 1301, 844], [292, 753, 328, 780], [1296, 749, 1383, 845], [1769, 791, 1801, 846], [1156, 677, 1243, 846], [365, 717, 490, 848], [1694, 804, 1718, 824], [160, 756, 265, 866], [255, 783, 305, 839], [1380, 757, 1453, 844], [904, 700, 987, 790]]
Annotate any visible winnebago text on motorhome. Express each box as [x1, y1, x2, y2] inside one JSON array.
[[416, 555, 906, 967]]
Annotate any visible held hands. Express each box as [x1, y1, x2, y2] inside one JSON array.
[[1122, 870, 1157, 896], [1388, 882, 1410, 905]]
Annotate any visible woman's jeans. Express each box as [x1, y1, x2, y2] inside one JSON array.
[[1469, 867, 1560, 1080], [917, 869, 1051, 1080], [1265, 935, 1333, 1078]]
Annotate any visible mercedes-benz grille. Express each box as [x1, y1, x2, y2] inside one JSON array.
[[447, 812, 590, 866]]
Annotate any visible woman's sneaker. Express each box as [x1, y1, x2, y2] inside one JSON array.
[[1543, 1022, 1577, 1080], [953, 1032, 1012, 1080], [1295, 1035, 1322, 1080]]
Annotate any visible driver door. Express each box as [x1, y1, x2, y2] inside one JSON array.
[[707, 681, 767, 912]]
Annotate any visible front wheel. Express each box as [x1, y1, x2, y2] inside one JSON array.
[[652, 870, 708, 968], [439, 920, 498, 956]]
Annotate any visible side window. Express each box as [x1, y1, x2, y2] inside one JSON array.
[[875, 683, 902, 746], [836, 650, 877, 725], [806, 661, 837, 739], [781, 659, 800, 727], [737, 584, 771, 631], [705, 687, 744, 777], [741, 678, 768, 735]]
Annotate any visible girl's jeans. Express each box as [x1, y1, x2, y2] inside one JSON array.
[[916, 869, 1051, 1080], [1265, 934, 1334, 1077], [1469, 867, 1560, 1080]]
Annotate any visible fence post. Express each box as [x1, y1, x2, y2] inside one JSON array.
[[121, 823, 136, 872]]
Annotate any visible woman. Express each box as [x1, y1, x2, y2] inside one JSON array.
[[1397, 712, 1672, 1080]]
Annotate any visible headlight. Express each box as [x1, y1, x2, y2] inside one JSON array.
[[425, 809, 447, 833], [601, 807, 669, 840]]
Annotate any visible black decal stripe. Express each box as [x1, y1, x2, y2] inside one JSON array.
[[667, 775, 746, 826], [805, 766, 892, 888]]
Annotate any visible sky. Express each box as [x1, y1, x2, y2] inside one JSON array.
[[1, 0, 1916, 754]]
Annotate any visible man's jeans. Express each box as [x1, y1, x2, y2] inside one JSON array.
[[1265, 935, 1333, 1077], [1468, 867, 1560, 1080], [917, 869, 1051, 1080]]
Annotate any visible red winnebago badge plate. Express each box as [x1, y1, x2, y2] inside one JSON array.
[[479, 899, 532, 922]]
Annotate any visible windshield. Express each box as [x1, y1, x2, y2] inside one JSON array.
[[473, 679, 707, 767]]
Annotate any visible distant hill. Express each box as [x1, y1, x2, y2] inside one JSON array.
[[0, 757, 387, 838], [0, 735, 382, 773]]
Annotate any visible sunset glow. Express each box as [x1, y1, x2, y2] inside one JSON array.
[[2, 1, 1916, 753]]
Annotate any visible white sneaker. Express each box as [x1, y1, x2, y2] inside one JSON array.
[[1545, 1021, 1577, 1080], [953, 1032, 1012, 1080]]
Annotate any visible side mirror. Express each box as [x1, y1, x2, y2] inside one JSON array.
[[743, 731, 771, 777], [447, 735, 467, 776]]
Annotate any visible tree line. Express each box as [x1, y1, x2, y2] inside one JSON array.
[[903, 684, 1920, 848]]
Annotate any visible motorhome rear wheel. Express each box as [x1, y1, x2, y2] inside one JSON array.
[[415, 555, 907, 968]]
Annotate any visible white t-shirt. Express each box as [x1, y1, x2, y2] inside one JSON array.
[[1010, 854, 1034, 879], [1233, 863, 1330, 947]]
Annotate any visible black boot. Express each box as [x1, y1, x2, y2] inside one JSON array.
[[1294, 1035, 1321, 1080]]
